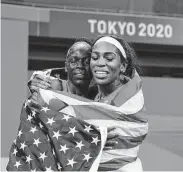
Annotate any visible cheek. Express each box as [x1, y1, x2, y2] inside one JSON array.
[[67, 65, 71, 71], [110, 68, 120, 78], [66, 63, 71, 71], [109, 60, 121, 71], [108, 62, 121, 79], [67, 67, 74, 78], [90, 60, 95, 72]]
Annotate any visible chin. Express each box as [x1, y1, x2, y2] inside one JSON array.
[[94, 78, 110, 86], [74, 80, 88, 86]]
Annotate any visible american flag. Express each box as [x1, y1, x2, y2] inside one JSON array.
[[7, 72, 148, 172]]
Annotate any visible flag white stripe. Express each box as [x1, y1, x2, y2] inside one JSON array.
[[40, 88, 144, 115], [59, 106, 76, 117], [100, 146, 140, 163], [112, 158, 143, 172], [118, 89, 144, 114], [90, 89, 144, 115], [85, 120, 148, 137], [89, 126, 107, 172], [39, 89, 89, 106]]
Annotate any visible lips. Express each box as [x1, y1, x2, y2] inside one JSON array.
[[75, 74, 85, 78], [74, 69, 84, 74], [73, 69, 86, 78], [94, 70, 108, 78]]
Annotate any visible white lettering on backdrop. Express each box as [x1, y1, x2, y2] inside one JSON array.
[[88, 19, 173, 38]]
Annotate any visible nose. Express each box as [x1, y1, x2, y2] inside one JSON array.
[[77, 59, 85, 68], [97, 56, 106, 66]]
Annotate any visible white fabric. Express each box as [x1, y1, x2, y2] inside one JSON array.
[[85, 119, 148, 137], [113, 158, 143, 172], [89, 126, 107, 172], [40, 88, 144, 115], [100, 146, 140, 163]]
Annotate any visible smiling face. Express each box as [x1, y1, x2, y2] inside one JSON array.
[[90, 42, 124, 86], [65, 42, 92, 87]]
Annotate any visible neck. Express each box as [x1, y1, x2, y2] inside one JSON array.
[[67, 80, 89, 97], [98, 79, 122, 99]]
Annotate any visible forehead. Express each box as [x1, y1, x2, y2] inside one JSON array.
[[68, 42, 91, 58], [69, 50, 90, 58], [92, 42, 117, 53]]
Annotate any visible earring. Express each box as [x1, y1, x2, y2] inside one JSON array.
[[119, 70, 130, 83], [119, 73, 125, 82], [120, 67, 125, 73], [119, 69, 125, 81]]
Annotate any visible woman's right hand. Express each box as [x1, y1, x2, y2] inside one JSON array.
[[104, 127, 119, 150], [28, 74, 63, 103], [28, 74, 52, 93]]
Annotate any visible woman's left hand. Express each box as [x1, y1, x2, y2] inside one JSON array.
[[104, 127, 118, 150]]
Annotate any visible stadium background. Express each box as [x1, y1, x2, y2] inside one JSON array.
[[1, 0, 183, 171]]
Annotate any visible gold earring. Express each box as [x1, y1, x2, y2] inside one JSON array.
[[119, 71, 125, 81]]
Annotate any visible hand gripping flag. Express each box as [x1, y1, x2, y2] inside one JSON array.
[[7, 73, 148, 172]]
